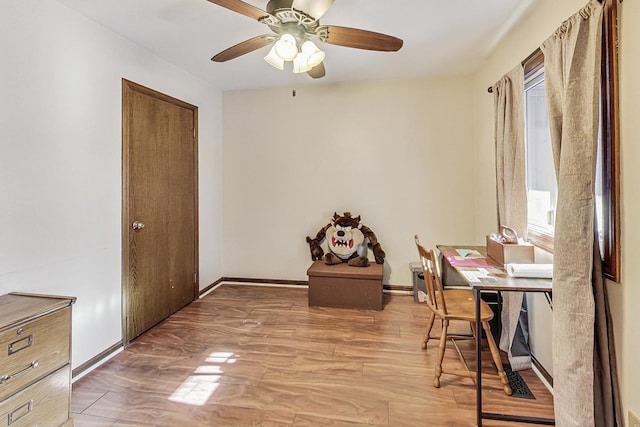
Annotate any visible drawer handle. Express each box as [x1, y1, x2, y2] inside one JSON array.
[[8, 334, 32, 355], [7, 399, 33, 425], [0, 360, 39, 385]]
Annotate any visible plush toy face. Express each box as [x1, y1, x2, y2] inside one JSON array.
[[326, 224, 365, 260]]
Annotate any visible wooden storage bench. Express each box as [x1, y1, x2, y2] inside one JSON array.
[[307, 261, 384, 310]]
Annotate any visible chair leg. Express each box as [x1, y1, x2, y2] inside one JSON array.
[[422, 311, 436, 349], [434, 319, 449, 388], [482, 321, 512, 396]]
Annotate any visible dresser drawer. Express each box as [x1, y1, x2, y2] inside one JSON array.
[[0, 365, 70, 427], [0, 307, 70, 401]]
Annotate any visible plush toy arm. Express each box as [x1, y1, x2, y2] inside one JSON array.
[[360, 225, 386, 264], [306, 223, 332, 261], [306, 236, 324, 261]]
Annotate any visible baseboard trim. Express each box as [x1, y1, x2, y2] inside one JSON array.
[[201, 277, 411, 296], [199, 277, 309, 298], [199, 278, 225, 296], [72, 341, 123, 381], [385, 284, 412, 293], [221, 277, 309, 287], [531, 353, 553, 392]]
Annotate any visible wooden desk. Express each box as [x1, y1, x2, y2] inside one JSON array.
[[437, 245, 554, 426]]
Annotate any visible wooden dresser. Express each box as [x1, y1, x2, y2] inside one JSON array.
[[0, 293, 75, 427]]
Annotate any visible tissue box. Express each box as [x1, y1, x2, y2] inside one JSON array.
[[486, 236, 534, 265]]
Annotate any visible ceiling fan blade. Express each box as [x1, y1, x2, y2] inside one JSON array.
[[211, 35, 274, 62], [319, 26, 403, 52], [206, 0, 270, 21], [307, 62, 326, 79], [292, 0, 334, 20]]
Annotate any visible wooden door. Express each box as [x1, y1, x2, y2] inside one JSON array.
[[122, 80, 198, 343]]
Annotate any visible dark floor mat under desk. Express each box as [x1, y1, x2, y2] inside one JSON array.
[[503, 364, 535, 399]]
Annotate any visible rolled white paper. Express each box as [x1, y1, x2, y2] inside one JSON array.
[[505, 263, 553, 278]]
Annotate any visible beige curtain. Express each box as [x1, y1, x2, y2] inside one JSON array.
[[593, 228, 622, 426], [540, 1, 603, 425], [492, 65, 530, 370], [493, 65, 528, 237]]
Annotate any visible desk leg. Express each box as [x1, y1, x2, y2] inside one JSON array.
[[475, 287, 482, 427]]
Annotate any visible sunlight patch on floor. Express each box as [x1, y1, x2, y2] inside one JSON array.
[[168, 352, 237, 405], [206, 351, 237, 364], [169, 375, 220, 405]]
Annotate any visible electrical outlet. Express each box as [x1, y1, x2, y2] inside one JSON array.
[[630, 410, 640, 427]]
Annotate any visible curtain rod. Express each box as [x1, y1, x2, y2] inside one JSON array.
[[488, 48, 541, 93], [487, 0, 617, 94]]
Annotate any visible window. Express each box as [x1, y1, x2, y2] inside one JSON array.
[[524, 68, 556, 249], [599, 0, 621, 282], [522, 0, 620, 281]]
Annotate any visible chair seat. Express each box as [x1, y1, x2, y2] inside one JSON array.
[[436, 289, 494, 322], [414, 236, 511, 395]]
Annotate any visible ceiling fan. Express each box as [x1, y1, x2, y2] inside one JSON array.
[[207, 0, 403, 79]]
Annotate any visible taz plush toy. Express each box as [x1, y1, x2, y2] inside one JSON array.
[[306, 212, 385, 267]]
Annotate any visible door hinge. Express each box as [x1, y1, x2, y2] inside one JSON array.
[[193, 272, 197, 284], [193, 128, 196, 138]]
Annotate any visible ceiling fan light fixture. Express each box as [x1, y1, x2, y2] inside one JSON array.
[[274, 33, 298, 61], [264, 45, 285, 70], [208, 0, 404, 80], [292, 54, 313, 73], [300, 40, 325, 68]]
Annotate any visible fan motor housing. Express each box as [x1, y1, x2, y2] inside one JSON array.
[[264, 0, 318, 34], [266, 0, 294, 14]]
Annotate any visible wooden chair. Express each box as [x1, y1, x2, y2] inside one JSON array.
[[414, 235, 512, 395]]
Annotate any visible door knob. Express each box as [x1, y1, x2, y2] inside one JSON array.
[[132, 221, 145, 230]]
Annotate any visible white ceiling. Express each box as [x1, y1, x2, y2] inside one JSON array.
[[54, 0, 539, 91]]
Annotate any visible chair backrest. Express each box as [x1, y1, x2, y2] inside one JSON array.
[[414, 235, 448, 315]]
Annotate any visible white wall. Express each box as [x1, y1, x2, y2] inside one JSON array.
[[222, 77, 476, 286], [0, 0, 224, 368], [472, 0, 640, 420]]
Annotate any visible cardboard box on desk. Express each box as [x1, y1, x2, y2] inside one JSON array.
[[486, 236, 534, 265]]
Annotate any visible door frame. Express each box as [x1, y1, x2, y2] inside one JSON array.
[[121, 79, 199, 345]]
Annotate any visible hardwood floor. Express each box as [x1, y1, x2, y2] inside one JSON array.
[[71, 285, 554, 426]]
